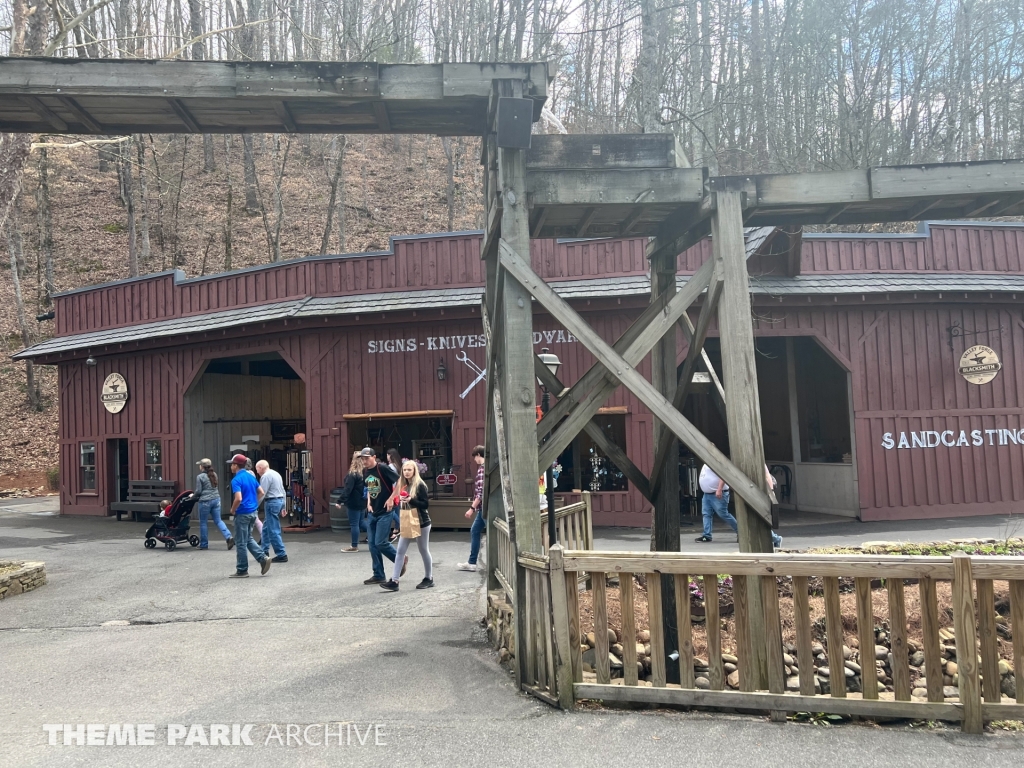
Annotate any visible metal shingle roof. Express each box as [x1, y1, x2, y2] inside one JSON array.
[[14, 271, 1024, 361]]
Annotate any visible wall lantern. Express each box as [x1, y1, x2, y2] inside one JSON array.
[[86, 356, 97, 367], [437, 358, 447, 381], [536, 347, 561, 386]]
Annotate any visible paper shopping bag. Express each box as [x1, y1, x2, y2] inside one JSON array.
[[399, 502, 421, 539]]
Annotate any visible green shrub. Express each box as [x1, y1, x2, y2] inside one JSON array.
[[46, 467, 59, 492]]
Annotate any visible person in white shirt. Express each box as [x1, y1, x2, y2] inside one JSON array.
[[255, 460, 289, 563], [694, 463, 782, 549]]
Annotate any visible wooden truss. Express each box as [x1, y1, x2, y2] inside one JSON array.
[[478, 79, 1024, 689]]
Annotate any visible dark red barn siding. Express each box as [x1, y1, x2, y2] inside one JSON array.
[[49, 225, 1024, 525]]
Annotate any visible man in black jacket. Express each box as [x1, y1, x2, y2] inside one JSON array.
[[360, 448, 403, 584]]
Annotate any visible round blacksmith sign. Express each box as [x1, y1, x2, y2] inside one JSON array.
[[101, 373, 129, 413], [958, 345, 1002, 385]]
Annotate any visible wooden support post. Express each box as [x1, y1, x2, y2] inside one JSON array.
[[650, 244, 680, 684], [548, 546, 575, 709], [952, 554, 982, 733], [492, 79, 542, 694], [713, 188, 773, 690]]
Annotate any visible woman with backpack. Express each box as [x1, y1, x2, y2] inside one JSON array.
[[337, 451, 366, 552], [379, 460, 433, 591]]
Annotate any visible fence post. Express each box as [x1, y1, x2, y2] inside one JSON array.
[[951, 554, 982, 734], [582, 491, 594, 550], [548, 545, 576, 709]]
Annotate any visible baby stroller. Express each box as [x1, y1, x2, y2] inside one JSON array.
[[144, 491, 200, 551]]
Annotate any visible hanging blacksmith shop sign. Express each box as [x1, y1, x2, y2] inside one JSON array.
[[958, 345, 1002, 385], [101, 373, 129, 413]]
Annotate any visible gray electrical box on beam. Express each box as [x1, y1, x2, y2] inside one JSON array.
[[497, 97, 533, 149]]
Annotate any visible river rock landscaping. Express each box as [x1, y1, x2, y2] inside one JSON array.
[[487, 539, 1022, 707]]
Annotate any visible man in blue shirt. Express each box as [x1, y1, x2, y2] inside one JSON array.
[[227, 454, 270, 577]]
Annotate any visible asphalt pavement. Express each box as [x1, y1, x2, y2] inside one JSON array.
[[1, 497, 1022, 767]]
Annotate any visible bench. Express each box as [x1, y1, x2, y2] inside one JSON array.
[[110, 480, 178, 522]]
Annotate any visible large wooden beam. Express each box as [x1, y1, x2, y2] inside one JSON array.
[[501, 239, 772, 521], [273, 101, 299, 132], [649, 230, 682, 686], [713, 188, 774, 690], [535, 257, 715, 468], [534, 358, 652, 502], [649, 267, 723, 498], [527, 168, 705, 207], [168, 98, 202, 133], [526, 133, 687, 170], [19, 96, 67, 131], [56, 96, 102, 132]]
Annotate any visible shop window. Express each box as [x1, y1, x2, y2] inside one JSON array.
[[80, 442, 96, 491], [145, 439, 163, 480], [554, 415, 629, 493]]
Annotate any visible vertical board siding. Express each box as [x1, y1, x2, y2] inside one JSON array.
[[801, 224, 1024, 275]]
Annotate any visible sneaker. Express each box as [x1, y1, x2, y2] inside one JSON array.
[[229, 571, 248, 578], [271, 555, 288, 563], [400, 556, 408, 577], [260, 558, 272, 576], [364, 576, 385, 585], [694, 535, 713, 543], [342, 547, 359, 553], [226, 538, 235, 550], [416, 578, 435, 589], [389, 530, 400, 543], [457, 562, 478, 572], [379, 579, 399, 592]]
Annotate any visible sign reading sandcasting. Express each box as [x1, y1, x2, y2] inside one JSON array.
[[101, 373, 129, 413], [958, 345, 1001, 385]]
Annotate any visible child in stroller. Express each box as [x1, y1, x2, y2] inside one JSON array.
[[144, 490, 200, 550]]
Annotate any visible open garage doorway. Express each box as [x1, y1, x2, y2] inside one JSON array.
[[184, 353, 307, 513]]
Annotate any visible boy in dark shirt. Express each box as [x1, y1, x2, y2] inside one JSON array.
[[360, 448, 404, 584]]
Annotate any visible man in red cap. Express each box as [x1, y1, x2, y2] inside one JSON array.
[[227, 454, 270, 578]]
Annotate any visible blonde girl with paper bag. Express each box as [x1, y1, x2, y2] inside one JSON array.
[[380, 461, 434, 592]]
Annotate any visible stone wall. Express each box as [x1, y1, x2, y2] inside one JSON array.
[[486, 591, 515, 665], [0, 561, 47, 599]]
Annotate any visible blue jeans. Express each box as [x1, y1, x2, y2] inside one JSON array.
[[702, 491, 783, 547], [367, 512, 397, 580], [198, 498, 230, 548], [234, 513, 265, 573], [261, 498, 286, 558], [468, 509, 486, 565], [391, 508, 400, 532], [702, 491, 738, 538], [347, 507, 367, 547]]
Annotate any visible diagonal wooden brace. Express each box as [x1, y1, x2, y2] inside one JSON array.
[[534, 357, 653, 502], [500, 238, 772, 522], [649, 266, 723, 497], [536, 255, 716, 453]]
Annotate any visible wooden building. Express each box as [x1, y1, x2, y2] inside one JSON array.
[[15, 221, 1024, 525]]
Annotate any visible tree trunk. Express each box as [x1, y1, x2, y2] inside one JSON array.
[[320, 136, 347, 255], [442, 137, 455, 231], [8, 221, 41, 410], [638, 0, 661, 133], [36, 147, 56, 307], [271, 135, 292, 262], [223, 134, 233, 270], [242, 134, 259, 214], [136, 136, 151, 264], [121, 137, 139, 276]]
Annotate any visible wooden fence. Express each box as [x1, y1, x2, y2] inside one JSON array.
[[518, 547, 1024, 732], [492, 493, 593, 603]]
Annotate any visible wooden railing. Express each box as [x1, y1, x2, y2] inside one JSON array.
[[491, 493, 593, 603], [527, 548, 1024, 732]]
